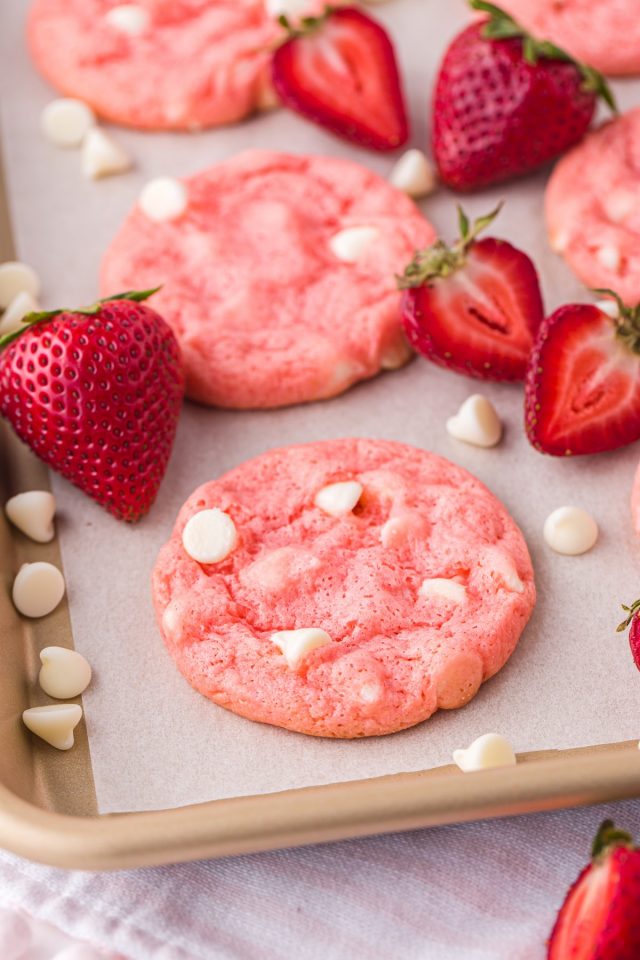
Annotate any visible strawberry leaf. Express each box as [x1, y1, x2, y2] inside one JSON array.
[[470, 0, 617, 112], [592, 820, 634, 860], [398, 203, 504, 289], [617, 597, 640, 632], [0, 288, 161, 352]]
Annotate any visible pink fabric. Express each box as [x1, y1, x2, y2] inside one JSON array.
[[0, 799, 639, 959]]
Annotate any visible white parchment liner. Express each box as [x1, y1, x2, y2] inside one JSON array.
[[2, 0, 640, 812]]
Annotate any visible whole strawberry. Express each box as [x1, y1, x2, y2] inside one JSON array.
[[0, 290, 184, 522], [617, 601, 640, 673], [272, 6, 409, 152], [398, 204, 544, 381], [548, 820, 640, 959], [433, 0, 616, 191], [526, 293, 640, 456]]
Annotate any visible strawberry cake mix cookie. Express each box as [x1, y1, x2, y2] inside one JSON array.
[[545, 109, 640, 305], [152, 438, 536, 738], [28, 0, 281, 130], [491, 0, 640, 76], [101, 151, 435, 408]]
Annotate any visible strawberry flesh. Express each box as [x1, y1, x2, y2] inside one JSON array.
[[525, 305, 640, 456], [432, 21, 598, 190], [401, 237, 544, 381], [0, 299, 184, 522], [548, 824, 640, 960], [272, 7, 409, 152]]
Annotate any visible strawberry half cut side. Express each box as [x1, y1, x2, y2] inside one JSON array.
[[526, 293, 640, 456], [616, 599, 640, 672], [548, 820, 640, 960], [398, 205, 544, 381], [0, 289, 184, 522], [272, 6, 409, 152]]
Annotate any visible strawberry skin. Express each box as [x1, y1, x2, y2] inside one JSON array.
[[617, 602, 640, 673], [0, 296, 184, 522], [399, 207, 544, 381], [525, 303, 640, 456], [432, 6, 612, 191], [548, 821, 640, 960], [272, 7, 409, 152], [402, 237, 543, 381]]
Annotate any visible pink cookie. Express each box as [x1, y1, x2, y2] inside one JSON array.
[[152, 438, 536, 738], [545, 110, 640, 305], [492, 0, 640, 76], [101, 151, 435, 408], [28, 0, 279, 130]]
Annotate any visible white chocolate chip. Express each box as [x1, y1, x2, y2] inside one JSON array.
[[419, 578, 467, 603], [389, 149, 437, 198], [81, 128, 132, 180], [380, 338, 412, 370], [12, 562, 65, 618], [104, 4, 150, 35], [315, 481, 362, 517], [271, 628, 332, 669], [453, 733, 516, 772], [596, 299, 619, 319], [0, 261, 40, 309], [38, 646, 92, 700], [0, 291, 39, 336], [265, 0, 310, 16], [543, 506, 598, 556], [22, 704, 82, 751], [446, 394, 503, 448], [138, 177, 188, 222], [329, 226, 379, 263], [604, 189, 635, 223], [596, 244, 621, 272], [550, 230, 569, 253], [484, 548, 524, 594], [182, 508, 238, 564], [380, 512, 430, 548], [256, 82, 280, 112], [41, 98, 95, 148], [359, 682, 382, 703], [5, 490, 56, 543]]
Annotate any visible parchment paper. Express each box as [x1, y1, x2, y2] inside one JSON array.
[[2, 0, 640, 814]]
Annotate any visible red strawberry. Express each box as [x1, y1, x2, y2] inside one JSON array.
[[432, 0, 616, 191], [0, 290, 184, 522], [272, 7, 409, 152], [547, 820, 640, 959], [525, 294, 640, 456], [617, 601, 640, 672], [398, 205, 544, 381]]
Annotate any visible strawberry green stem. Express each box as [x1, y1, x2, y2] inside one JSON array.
[[592, 820, 634, 861], [0, 288, 160, 352], [593, 288, 640, 355], [277, 5, 335, 40], [469, 0, 617, 112], [397, 202, 503, 289], [616, 596, 640, 632]]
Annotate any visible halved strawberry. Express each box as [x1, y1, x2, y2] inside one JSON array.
[[548, 820, 640, 959], [526, 294, 640, 456], [398, 206, 544, 381], [272, 7, 409, 152], [617, 600, 640, 672]]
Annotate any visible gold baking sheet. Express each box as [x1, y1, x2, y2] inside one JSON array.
[[2, 0, 640, 869]]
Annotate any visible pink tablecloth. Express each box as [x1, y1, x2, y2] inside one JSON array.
[[1, 797, 639, 959]]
